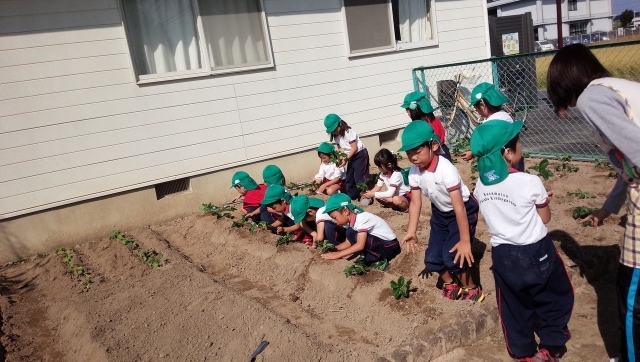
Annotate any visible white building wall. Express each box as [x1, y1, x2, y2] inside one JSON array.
[[0, 0, 490, 219], [591, 17, 613, 31], [501, 0, 539, 20]]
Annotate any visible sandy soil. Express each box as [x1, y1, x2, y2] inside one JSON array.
[[0, 156, 625, 361]]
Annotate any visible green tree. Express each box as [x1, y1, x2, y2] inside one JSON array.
[[620, 9, 635, 28]]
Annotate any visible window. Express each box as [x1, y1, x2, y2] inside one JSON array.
[[568, 0, 577, 11], [121, 0, 272, 83], [342, 0, 437, 56], [570, 22, 587, 35]]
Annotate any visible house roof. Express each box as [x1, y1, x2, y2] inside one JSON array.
[[487, 0, 522, 9]]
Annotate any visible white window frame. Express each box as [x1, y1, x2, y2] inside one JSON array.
[[340, 0, 439, 58], [118, 0, 274, 84]]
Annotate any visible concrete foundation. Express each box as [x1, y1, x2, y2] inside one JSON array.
[[0, 133, 402, 264]]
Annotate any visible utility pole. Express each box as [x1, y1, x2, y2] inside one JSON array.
[[556, 0, 563, 48]]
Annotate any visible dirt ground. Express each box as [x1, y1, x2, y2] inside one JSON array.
[[0, 156, 626, 361]]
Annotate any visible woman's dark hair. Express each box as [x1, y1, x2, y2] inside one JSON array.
[[329, 120, 351, 142], [500, 133, 520, 155], [408, 105, 436, 122], [374, 148, 402, 172], [547, 44, 610, 115]]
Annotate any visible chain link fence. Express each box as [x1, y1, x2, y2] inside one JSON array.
[[412, 40, 640, 159]]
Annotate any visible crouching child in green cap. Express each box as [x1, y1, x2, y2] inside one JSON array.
[[258, 164, 293, 225], [290, 195, 347, 247], [399, 121, 484, 302], [312, 142, 346, 195], [459, 82, 525, 172], [470, 121, 573, 361], [320, 193, 400, 264], [261, 185, 313, 244], [230, 171, 268, 222]]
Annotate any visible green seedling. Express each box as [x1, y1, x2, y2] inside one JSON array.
[[231, 215, 248, 228], [249, 221, 269, 235], [137, 249, 163, 268], [450, 158, 459, 164], [343, 259, 369, 278], [608, 171, 618, 178], [555, 153, 579, 173], [356, 182, 368, 192], [109, 230, 139, 250], [55, 247, 65, 253], [390, 276, 412, 299], [371, 259, 388, 272], [567, 189, 596, 199], [572, 206, 599, 227], [315, 240, 336, 253], [276, 232, 293, 246], [287, 181, 319, 191], [329, 151, 348, 165], [594, 158, 610, 168], [81, 277, 93, 288], [395, 152, 404, 160], [528, 159, 554, 180], [451, 138, 470, 157], [200, 203, 215, 212], [522, 152, 531, 158]]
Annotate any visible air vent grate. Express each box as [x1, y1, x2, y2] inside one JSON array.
[[155, 178, 190, 200]]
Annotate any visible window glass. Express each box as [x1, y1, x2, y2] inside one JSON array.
[[343, 0, 394, 54], [197, 0, 270, 70], [392, 0, 433, 44], [123, 0, 203, 75]]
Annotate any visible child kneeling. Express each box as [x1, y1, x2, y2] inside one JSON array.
[[320, 193, 400, 265], [230, 171, 267, 222], [313, 142, 346, 195], [362, 148, 411, 212], [290, 195, 347, 246], [471, 121, 573, 362]]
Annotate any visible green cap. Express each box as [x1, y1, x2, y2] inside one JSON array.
[[400, 91, 434, 114], [470, 120, 523, 185], [263, 165, 284, 187], [325, 193, 364, 214], [398, 121, 442, 152], [324, 113, 341, 134], [469, 82, 509, 107], [261, 185, 287, 205], [290, 196, 310, 223], [308, 197, 325, 209], [230, 171, 258, 190], [317, 142, 335, 154]]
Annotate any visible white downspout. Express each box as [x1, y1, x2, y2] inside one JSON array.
[[482, 0, 492, 58]]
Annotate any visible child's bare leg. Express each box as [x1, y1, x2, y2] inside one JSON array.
[[439, 270, 455, 283], [457, 270, 476, 288], [326, 184, 341, 195], [391, 196, 409, 212]]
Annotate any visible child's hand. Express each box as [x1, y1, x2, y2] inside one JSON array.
[[461, 151, 474, 161], [276, 226, 284, 235], [579, 208, 611, 230], [337, 159, 347, 168], [317, 184, 326, 193], [547, 190, 554, 198], [450, 240, 474, 268], [401, 233, 419, 254], [362, 190, 375, 199], [321, 252, 341, 260], [231, 194, 242, 202]]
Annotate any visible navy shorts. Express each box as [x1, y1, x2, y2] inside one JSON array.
[[322, 220, 347, 246], [245, 206, 261, 223], [346, 228, 401, 265], [441, 144, 452, 162], [344, 149, 370, 200], [424, 195, 479, 274]]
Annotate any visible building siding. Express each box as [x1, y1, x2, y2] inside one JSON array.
[[0, 0, 489, 219]]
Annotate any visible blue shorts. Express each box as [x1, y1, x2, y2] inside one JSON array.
[[346, 228, 401, 265], [322, 220, 347, 245], [424, 195, 479, 274]]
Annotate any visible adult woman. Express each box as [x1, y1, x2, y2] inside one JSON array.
[[547, 43, 640, 362]]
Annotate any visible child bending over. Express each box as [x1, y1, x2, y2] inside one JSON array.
[[260, 186, 312, 244], [290, 195, 347, 247], [230, 171, 267, 222]]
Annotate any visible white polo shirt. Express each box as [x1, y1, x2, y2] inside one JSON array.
[[334, 128, 365, 153], [484, 110, 514, 123], [314, 162, 346, 181], [408, 155, 470, 212], [349, 212, 396, 241], [375, 171, 411, 198], [475, 170, 549, 247], [315, 206, 334, 224], [284, 204, 294, 221]]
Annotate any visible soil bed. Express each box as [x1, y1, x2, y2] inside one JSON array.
[[0, 157, 625, 361]]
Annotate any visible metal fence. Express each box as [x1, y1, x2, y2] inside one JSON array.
[[412, 40, 640, 159]]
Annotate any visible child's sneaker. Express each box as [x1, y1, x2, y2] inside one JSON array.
[[442, 282, 461, 300], [513, 349, 560, 362], [459, 286, 485, 303]]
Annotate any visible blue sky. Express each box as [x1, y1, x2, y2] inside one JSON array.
[[612, 0, 640, 15]]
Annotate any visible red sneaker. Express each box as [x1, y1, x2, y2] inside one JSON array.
[[442, 282, 461, 300], [514, 349, 560, 362], [459, 286, 485, 303]]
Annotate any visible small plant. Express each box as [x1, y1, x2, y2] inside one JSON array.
[[356, 182, 368, 193], [276, 232, 293, 246], [390, 276, 412, 299], [109, 230, 139, 250], [56, 247, 93, 289], [572, 206, 599, 227], [287, 181, 318, 191], [594, 158, 610, 168], [395, 152, 404, 160], [249, 221, 269, 235], [528, 159, 554, 181], [469, 159, 478, 182], [450, 138, 470, 156], [450, 158, 459, 164], [137, 249, 163, 268], [315, 240, 336, 253], [555, 153, 579, 173], [200, 203, 236, 219], [371, 259, 388, 272], [81, 278, 93, 288], [231, 215, 248, 228], [343, 259, 368, 277], [608, 170, 618, 178], [522, 152, 531, 158], [567, 189, 596, 199], [329, 151, 348, 165]]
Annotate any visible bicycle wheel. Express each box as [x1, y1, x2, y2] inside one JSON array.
[[445, 106, 476, 142]]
